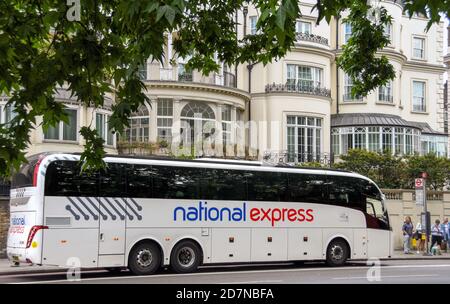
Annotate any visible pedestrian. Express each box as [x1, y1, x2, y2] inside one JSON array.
[[430, 219, 443, 252], [440, 217, 449, 252], [402, 216, 413, 254], [414, 221, 425, 254]]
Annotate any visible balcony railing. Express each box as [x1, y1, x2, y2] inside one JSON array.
[[296, 32, 329, 46], [263, 151, 331, 166], [378, 94, 393, 103], [265, 82, 331, 97], [343, 93, 363, 102], [160, 68, 173, 81], [178, 72, 193, 82], [223, 71, 237, 88]]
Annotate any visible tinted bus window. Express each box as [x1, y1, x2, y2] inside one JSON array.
[[45, 161, 99, 197], [327, 175, 362, 207], [201, 169, 247, 201], [11, 155, 40, 189], [247, 171, 288, 202], [288, 173, 327, 203], [152, 166, 201, 199], [126, 164, 153, 198], [99, 163, 126, 197]]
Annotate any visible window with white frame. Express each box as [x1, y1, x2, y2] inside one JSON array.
[[178, 63, 192, 81], [249, 16, 257, 35], [44, 109, 78, 141], [412, 81, 426, 112], [343, 74, 362, 101], [287, 116, 322, 163], [344, 23, 352, 43], [157, 99, 173, 143], [221, 105, 232, 149], [296, 21, 311, 34], [421, 135, 448, 157], [96, 113, 114, 146], [383, 23, 392, 42], [286, 64, 323, 90], [124, 105, 150, 142], [138, 60, 147, 80], [378, 81, 393, 102], [0, 103, 16, 124], [412, 37, 425, 59]]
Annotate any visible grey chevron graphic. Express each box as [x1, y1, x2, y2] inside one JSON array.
[[84, 197, 107, 220], [95, 197, 116, 220], [75, 197, 99, 220], [114, 198, 133, 220], [104, 197, 125, 220], [65, 205, 80, 220], [67, 197, 89, 220], [121, 198, 143, 220]]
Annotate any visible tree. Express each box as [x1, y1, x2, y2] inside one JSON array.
[[0, 0, 448, 175], [405, 153, 450, 190]]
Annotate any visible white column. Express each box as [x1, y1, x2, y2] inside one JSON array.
[[149, 97, 157, 143], [214, 103, 223, 157], [167, 32, 173, 68], [229, 104, 237, 157], [171, 98, 182, 155]]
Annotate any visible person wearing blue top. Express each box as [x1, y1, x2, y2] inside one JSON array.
[[402, 216, 413, 254]]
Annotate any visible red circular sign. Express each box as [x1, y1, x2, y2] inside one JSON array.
[[415, 178, 423, 188]]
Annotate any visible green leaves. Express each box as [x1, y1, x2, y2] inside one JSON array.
[[79, 126, 107, 172]]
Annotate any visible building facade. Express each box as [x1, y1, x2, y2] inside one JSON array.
[[0, 0, 447, 163]]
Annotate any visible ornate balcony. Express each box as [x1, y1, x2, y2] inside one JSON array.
[[296, 32, 329, 46], [265, 82, 331, 98], [263, 151, 331, 166]]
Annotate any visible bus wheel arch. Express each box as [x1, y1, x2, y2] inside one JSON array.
[[169, 238, 203, 273], [127, 239, 164, 275], [325, 237, 351, 267]]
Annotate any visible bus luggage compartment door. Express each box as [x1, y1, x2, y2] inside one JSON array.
[[97, 197, 126, 266]]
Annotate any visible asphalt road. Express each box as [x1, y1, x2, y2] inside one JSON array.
[[1, 260, 450, 284]]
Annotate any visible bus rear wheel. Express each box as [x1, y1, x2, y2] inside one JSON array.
[[326, 239, 349, 267], [170, 240, 201, 273], [128, 242, 161, 275]]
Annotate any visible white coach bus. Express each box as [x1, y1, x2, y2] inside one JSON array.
[[7, 153, 392, 275]]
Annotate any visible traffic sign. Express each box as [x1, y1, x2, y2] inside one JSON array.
[[415, 178, 424, 189]]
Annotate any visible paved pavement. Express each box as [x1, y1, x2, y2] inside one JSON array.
[[1, 251, 450, 284], [1, 259, 450, 284]]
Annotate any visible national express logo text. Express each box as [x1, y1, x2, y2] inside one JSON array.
[[173, 202, 314, 227]]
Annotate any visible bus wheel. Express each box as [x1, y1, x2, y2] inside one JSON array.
[[128, 242, 161, 275], [326, 239, 349, 267], [170, 240, 201, 273]]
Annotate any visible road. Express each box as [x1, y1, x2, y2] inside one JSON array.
[[1, 259, 450, 284]]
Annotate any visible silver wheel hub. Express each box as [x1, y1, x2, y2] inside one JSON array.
[[178, 247, 195, 268], [330, 245, 344, 261], [136, 249, 153, 267]]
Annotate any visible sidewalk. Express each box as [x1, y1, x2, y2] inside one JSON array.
[[1, 251, 450, 275]]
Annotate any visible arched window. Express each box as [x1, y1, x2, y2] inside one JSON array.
[[123, 104, 150, 142], [181, 102, 215, 120]]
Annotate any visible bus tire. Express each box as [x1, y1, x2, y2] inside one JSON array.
[[326, 239, 349, 267], [128, 242, 161, 275], [170, 240, 202, 273]]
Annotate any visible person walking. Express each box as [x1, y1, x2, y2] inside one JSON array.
[[430, 219, 443, 252], [440, 217, 449, 252], [402, 216, 413, 254]]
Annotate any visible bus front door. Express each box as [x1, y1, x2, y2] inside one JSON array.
[[97, 197, 126, 267]]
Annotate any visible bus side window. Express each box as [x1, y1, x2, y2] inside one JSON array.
[[126, 164, 153, 198], [326, 176, 362, 208], [246, 171, 288, 202], [287, 173, 326, 204], [152, 166, 201, 199], [200, 169, 247, 201], [99, 163, 126, 198]]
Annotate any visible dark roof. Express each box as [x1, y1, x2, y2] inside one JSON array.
[[331, 113, 447, 136], [331, 113, 420, 129]]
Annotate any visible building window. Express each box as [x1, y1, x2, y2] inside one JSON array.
[[0, 103, 16, 124], [96, 113, 114, 146], [332, 126, 421, 156], [138, 60, 147, 80], [178, 63, 193, 81], [222, 105, 232, 150], [157, 99, 173, 143], [344, 23, 352, 43], [412, 37, 425, 59], [287, 116, 322, 163], [286, 64, 323, 90], [383, 23, 392, 42], [378, 81, 393, 102], [44, 109, 77, 141], [412, 81, 426, 112], [249, 16, 257, 35], [123, 105, 150, 142], [343, 74, 362, 101], [296, 21, 311, 34], [421, 135, 448, 157]]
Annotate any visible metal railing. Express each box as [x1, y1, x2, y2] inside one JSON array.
[[178, 72, 193, 82], [223, 71, 237, 88], [296, 32, 329, 46], [265, 82, 331, 97], [263, 151, 331, 166], [160, 68, 173, 81], [0, 179, 10, 197], [378, 94, 393, 103], [343, 93, 363, 102]]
